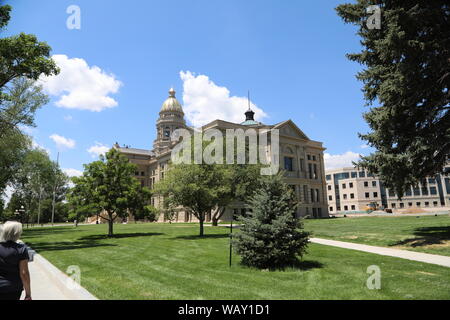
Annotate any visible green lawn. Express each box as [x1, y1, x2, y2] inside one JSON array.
[[22, 222, 450, 300], [304, 215, 450, 256]]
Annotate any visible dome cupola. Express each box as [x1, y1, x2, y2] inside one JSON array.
[[160, 88, 184, 114]]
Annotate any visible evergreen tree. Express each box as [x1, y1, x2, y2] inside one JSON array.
[[232, 173, 309, 269], [336, 1, 450, 197]]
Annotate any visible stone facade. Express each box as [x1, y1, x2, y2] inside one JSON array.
[[115, 88, 329, 222]]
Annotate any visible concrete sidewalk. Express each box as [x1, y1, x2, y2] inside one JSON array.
[[20, 253, 97, 300], [310, 237, 450, 268]]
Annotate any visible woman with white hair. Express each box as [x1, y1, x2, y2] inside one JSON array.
[[0, 221, 32, 300]]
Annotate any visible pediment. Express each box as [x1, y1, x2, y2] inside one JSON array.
[[273, 120, 309, 140]]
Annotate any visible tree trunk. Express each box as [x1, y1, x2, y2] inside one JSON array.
[[108, 220, 113, 237], [199, 217, 204, 237], [212, 217, 219, 226], [212, 207, 225, 226]]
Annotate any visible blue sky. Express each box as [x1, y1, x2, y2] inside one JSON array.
[[4, 0, 373, 176]]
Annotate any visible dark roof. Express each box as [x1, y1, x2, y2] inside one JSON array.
[[117, 147, 154, 157]]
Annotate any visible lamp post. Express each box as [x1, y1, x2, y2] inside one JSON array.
[[14, 205, 25, 224]]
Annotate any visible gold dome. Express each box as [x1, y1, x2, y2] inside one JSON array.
[[160, 88, 184, 113]]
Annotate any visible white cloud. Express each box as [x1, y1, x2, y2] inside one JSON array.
[[49, 134, 76, 149], [87, 142, 109, 158], [63, 168, 83, 177], [324, 151, 361, 170], [360, 144, 369, 149], [179, 71, 268, 127], [39, 54, 122, 112]]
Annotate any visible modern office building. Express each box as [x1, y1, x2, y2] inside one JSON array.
[[326, 164, 450, 214]]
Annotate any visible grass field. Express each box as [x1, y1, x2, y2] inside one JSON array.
[[22, 221, 450, 300], [304, 215, 450, 256]]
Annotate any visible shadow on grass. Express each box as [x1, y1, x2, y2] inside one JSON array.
[[78, 232, 165, 240], [389, 226, 450, 247], [26, 240, 117, 252], [22, 227, 83, 239], [172, 234, 229, 240]]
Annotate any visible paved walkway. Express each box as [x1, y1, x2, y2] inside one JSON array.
[[20, 253, 97, 300], [310, 237, 450, 268]]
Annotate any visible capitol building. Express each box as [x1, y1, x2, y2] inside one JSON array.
[[115, 88, 329, 222]]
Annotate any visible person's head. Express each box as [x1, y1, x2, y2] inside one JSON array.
[[0, 221, 23, 242]]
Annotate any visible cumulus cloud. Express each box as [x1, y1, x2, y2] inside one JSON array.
[[63, 168, 83, 177], [324, 151, 361, 170], [180, 71, 268, 127], [39, 54, 122, 112], [87, 142, 110, 158], [49, 134, 76, 149]]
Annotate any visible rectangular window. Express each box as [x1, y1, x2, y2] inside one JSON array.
[[400, 203, 404, 208], [310, 188, 314, 203], [408, 202, 412, 207], [303, 186, 308, 203], [365, 192, 370, 198], [312, 155, 316, 161], [329, 206, 333, 212], [359, 171, 366, 178], [373, 192, 378, 198], [342, 183, 346, 189], [316, 189, 320, 202], [326, 174, 331, 181], [329, 195, 332, 201], [428, 178, 436, 184], [364, 181, 369, 187], [372, 181, 377, 187], [313, 164, 318, 179], [337, 206, 341, 211], [392, 203, 396, 208], [344, 205, 348, 211], [307, 155, 311, 160], [284, 157, 293, 171], [430, 186, 437, 195], [343, 194, 347, 199], [308, 163, 313, 179], [433, 201, 438, 206], [425, 202, 429, 207], [349, 182, 353, 188], [388, 189, 396, 197], [350, 193, 355, 199], [351, 205, 355, 210], [351, 172, 357, 178], [416, 202, 421, 207], [405, 188, 412, 196], [327, 185, 332, 190]]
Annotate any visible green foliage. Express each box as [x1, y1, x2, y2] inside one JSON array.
[[125, 179, 154, 222], [0, 2, 59, 94], [0, 2, 58, 195], [233, 173, 310, 269], [9, 147, 68, 224], [336, 1, 450, 197], [70, 148, 151, 236], [155, 162, 231, 236]]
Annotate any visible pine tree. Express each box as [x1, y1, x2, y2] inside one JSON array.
[[232, 174, 309, 269], [336, 1, 450, 197]]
